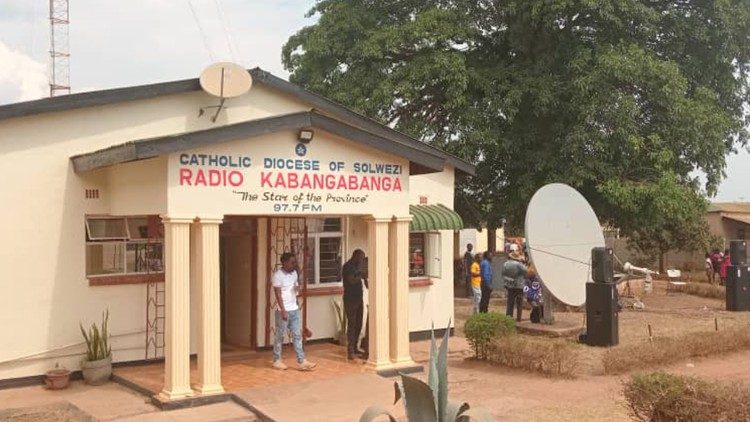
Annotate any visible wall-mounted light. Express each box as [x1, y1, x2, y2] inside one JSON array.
[[298, 129, 314, 144]]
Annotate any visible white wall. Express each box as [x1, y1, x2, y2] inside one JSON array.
[[0, 80, 463, 380], [0, 85, 311, 379], [409, 167, 455, 207]]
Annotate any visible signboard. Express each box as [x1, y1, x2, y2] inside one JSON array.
[[167, 131, 410, 216]]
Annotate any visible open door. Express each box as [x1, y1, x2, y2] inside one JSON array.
[[220, 217, 257, 349], [265, 218, 309, 346]]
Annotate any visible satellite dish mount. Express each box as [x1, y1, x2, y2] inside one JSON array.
[[198, 62, 252, 123]]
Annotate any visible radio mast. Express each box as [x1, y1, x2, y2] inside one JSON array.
[[49, 0, 70, 97]]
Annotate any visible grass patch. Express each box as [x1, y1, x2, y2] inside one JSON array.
[[486, 336, 581, 378], [623, 372, 750, 422], [682, 282, 725, 300], [603, 327, 750, 375]]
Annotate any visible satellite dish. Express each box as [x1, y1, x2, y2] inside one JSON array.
[[524, 183, 604, 306], [199, 62, 252, 98]]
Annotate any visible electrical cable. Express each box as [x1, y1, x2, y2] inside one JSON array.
[[213, 0, 240, 63], [527, 245, 591, 266], [186, 0, 217, 62]]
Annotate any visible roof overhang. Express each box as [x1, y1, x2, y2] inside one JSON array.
[[0, 68, 475, 176], [70, 111, 446, 174], [723, 214, 750, 225]]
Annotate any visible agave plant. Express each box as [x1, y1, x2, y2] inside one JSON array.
[[79, 309, 112, 362], [360, 320, 494, 422]]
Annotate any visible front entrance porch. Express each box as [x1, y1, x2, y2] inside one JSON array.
[[156, 214, 417, 402], [113, 342, 372, 395]]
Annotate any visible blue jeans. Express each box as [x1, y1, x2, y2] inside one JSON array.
[[472, 286, 482, 314], [273, 309, 305, 363]]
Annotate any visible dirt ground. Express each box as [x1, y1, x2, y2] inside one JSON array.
[[447, 279, 750, 420], [3, 280, 749, 421], [455, 279, 750, 374]]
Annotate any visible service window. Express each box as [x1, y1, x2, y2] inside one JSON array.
[[409, 232, 441, 278], [409, 233, 426, 278], [86, 215, 164, 278]]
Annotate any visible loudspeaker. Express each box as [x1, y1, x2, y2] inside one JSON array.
[[730, 240, 747, 266], [585, 282, 619, 346], [591, 247, 614, 283], [726, 265, 750, 312]]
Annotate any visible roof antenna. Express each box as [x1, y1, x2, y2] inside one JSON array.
[[49, 0, 71, 97], [198, 62, 252, 123]]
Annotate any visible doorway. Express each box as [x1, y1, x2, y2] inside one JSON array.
[[220, 216, 258, 349]]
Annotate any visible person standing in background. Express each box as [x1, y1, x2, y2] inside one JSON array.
[[705, 253, 715, 284], [470, 254, 482, 314], [720, 249, 731, 286], [503, 251, 528, 322], [710, 249, 722, 284], [342, 249, 367, 360], [464, 243, 474, 298], [524, 267, 544, 323], [479, 251, 494, 313]]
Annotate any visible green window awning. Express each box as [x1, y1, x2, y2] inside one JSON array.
[[409, 204, 464, 231]]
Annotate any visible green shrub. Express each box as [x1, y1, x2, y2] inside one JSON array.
[[487, 336, 580, 378], [623, 372, 750, 422], [464, 312, 516, 359]]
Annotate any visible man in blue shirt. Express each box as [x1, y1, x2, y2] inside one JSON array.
[[479, 251, 494, 313]]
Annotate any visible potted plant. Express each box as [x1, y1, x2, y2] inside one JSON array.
[[45, 362, 71, 390], [79, 309, 112, 385]]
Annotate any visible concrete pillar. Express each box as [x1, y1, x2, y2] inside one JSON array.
[[389, 216, 414, 367], [365, 217, 391, 371], [159, 217, 193, 400], [192, 217, 224, 395]]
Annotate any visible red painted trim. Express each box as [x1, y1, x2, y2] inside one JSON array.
[[305, 286, 345, 297], [303, 279, 432, 297], [88, 273, 164, 286], [409, 278, 433, 288]]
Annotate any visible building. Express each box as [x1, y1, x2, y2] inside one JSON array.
[[707, 202, 750, 245], [606, 202, 750, 272], [0, 68, 474, 399]]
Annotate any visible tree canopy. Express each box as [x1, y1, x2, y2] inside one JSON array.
[[283, 0, 750, 256]]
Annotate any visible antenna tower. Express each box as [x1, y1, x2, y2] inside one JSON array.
[[49, 0, 70, 97]]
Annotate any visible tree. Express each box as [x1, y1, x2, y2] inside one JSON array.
[[282, 0, 750, 255]]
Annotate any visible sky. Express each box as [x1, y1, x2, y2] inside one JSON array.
[[0, 0, 748, 202]]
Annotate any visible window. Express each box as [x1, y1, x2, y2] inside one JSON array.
[[739, 228, 746, 240], [86, 216, 164, 277], [409, 233, 426, 277], [305, 218, 344, 286], [409, 232, 441, 278]]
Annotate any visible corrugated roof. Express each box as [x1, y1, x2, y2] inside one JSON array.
[[0, 67, 474, 175], [70, 111, 446, 175], [708, 203, 750, 213]]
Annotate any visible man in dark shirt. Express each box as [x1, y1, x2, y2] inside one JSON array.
[[342, 249, 367, 360]]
